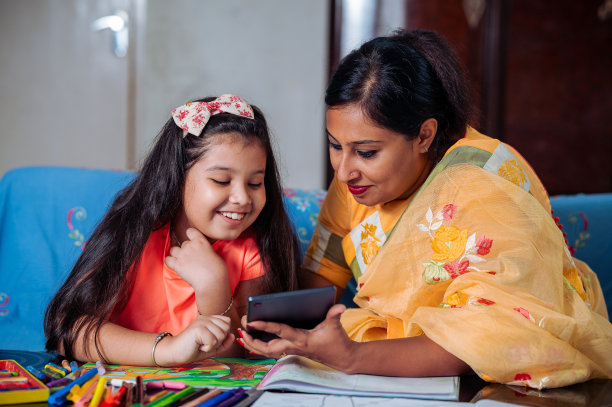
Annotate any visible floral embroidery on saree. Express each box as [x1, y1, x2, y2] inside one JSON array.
[[359, 223, 382, 265], [498, 158, 527, 188], [418, 204, 494, 284]]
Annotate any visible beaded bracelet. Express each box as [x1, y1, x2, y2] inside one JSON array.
[[151, 331, 172, 367]]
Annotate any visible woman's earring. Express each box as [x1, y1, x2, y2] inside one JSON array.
[[424, 146, 429, 153]]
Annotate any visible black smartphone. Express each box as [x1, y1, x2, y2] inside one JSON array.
[[246, 286, 336, 342]]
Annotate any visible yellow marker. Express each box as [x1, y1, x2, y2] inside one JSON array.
[[44, 364, 66, 377], [147, 389, 169, 402], [67, 373, 98, 401], [88, 377, 108, 407]]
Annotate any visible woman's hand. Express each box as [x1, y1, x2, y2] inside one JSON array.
[[238, 304, 358, 373], [155, 314, 234, 366], [165, 227, 230, 296]]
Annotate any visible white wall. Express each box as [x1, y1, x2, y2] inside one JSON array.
[[135, 0, 329, 189], [0, 0, 329, 190]]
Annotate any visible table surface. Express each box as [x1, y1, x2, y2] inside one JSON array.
[[2, 350, 611, 407]]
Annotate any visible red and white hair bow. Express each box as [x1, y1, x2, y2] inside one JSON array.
[[171, 94, 254, 137]]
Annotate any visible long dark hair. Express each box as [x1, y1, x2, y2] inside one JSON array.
[[325, 29, 475, 163], [44, 97, 300, 360]]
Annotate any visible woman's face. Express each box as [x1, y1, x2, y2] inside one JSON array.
[[175, 133, 267, 242], [326, 104, 432, 206]]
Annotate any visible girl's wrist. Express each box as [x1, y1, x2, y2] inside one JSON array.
[[195, 289, 232, 316], [151, 331, 173, 367]]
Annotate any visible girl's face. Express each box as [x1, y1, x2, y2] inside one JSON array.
[[176, 133, 267, 242], [326, 104, 432, 206]]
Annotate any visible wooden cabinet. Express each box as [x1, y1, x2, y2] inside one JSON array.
[[328, 0, 612, 194]]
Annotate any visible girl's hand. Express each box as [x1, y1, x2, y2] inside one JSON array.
[[238, 304, 357, 372], [156, 314, 234, 366], [165, 227, 229, 294]]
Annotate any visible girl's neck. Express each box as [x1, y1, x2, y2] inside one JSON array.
[[170, 217, 216, 246]]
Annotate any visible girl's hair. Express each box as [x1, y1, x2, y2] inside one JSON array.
[[44, 97, 300, 360], [325, 29, 474, 163]]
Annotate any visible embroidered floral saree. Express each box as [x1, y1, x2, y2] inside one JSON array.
[[303, 128, 612, 388]]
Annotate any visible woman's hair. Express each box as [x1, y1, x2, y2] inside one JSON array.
[[44, 97, 300, 360], [325, 29, 475, 162]]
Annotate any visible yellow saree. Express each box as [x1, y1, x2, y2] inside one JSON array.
[[303, 128, 612, 389]]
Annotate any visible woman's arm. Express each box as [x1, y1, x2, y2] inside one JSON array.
[[67, 316, 233, 366], [299, 269, 344, 303], [239, 304, 471, 377]]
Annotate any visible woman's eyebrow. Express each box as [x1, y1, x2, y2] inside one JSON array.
[[326, 130, 381, 145], [350, 140, 381, 145]]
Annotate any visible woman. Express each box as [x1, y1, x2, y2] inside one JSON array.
[[239, 29, 612, 389]]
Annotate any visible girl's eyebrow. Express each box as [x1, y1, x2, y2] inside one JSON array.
[[206, 166, 265, 175], [326, 130, 381, 145], [205, 166, 231, 172]]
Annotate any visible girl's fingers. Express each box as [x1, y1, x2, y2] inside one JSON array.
[[203, 315, 231, 332], [164, 256, 176, 269], [200, 322, 230, 341], [185, 227, 204, 241], [200, 333, 234, 355]]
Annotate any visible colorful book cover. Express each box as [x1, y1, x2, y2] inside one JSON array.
[[82, 358, 275, 389]]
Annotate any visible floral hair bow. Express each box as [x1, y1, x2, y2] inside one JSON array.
[[171, 94, 254, 137]]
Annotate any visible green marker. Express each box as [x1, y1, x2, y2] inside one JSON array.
[[151, 386, 195, 407]]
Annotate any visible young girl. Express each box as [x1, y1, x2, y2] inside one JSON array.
[[44, 94, 300, 366]]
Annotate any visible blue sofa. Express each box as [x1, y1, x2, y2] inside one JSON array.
[[0, 166, 610, 351]]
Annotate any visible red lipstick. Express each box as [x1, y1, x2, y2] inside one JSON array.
[[347, 185, 371, 195]]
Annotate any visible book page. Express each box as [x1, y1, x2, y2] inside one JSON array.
[[258, 356, 458, 399], [252, 392, 525, 407]]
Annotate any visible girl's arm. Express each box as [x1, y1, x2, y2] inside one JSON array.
[[67, 316, 233, 366], [239, 304, 471, 377]]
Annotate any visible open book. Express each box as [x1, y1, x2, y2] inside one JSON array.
[[257, 355, 459, 400]]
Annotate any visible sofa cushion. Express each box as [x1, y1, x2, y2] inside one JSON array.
[[549, 193, 612, 318], [0, 167, 326, 351], [0, 167, 136, 351]]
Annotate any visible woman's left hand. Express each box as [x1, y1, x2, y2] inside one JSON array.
[[238, 304, 358, 373]]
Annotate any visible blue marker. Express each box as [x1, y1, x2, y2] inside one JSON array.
[[47, 367, 98, 405], [195, 389, 236, 407], [25, 365, 47, 382], [214, 388, 246, 407]]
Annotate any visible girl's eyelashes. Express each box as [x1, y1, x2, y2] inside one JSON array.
[[212, 179, 263, 188]]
